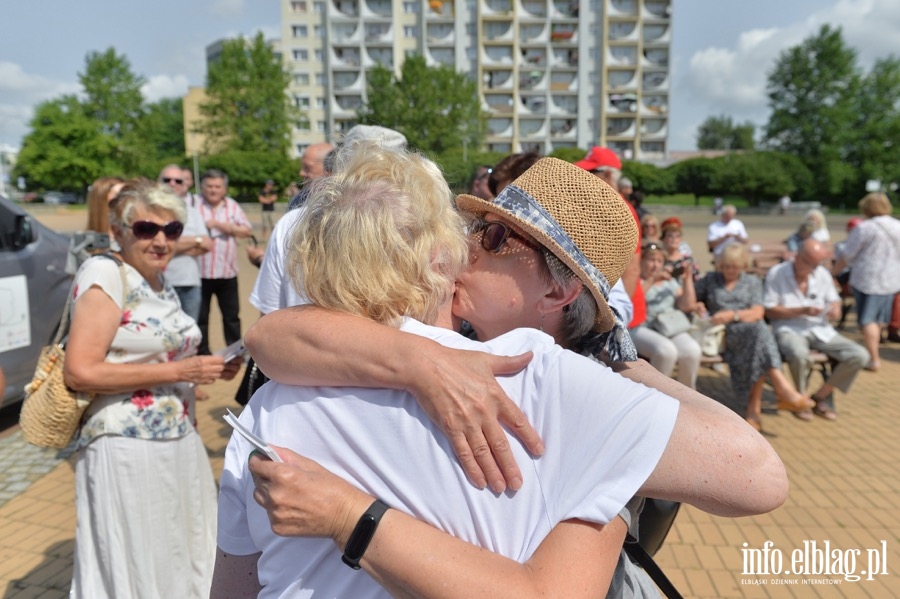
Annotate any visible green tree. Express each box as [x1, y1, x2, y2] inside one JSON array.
[[548, 147, 587, 164], [136, 97, 186, 161], [848, 57, 900, 196], [622, 160, 675, 196], [667, 157, 723, 202], [79, 48, 146, 139], [763, 25, 861, 203], [13, 97, 119, 192], [697, 115, 755, 150], [359, 55, 486, 155], [716, 152, 798, 205], [199, 33, 295, 155]]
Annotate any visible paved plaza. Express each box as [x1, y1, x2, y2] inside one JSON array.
[[1, 205, 897, 598]]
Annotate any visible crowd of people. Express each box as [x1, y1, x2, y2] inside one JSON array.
[[54, 137, 899, 598]]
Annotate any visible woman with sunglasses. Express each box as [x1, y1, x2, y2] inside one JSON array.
[[63, 179, 241, 598]]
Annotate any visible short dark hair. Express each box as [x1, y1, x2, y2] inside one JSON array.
[[201, 168, 228, 185]]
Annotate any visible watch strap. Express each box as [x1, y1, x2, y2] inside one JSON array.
[[342, 499, 390, 569]]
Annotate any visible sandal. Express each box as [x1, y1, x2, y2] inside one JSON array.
[[792, 409, 813, 422], [813, 403, 837, 421], [777, 394, 815, 413], [745, 417, 762, 432]]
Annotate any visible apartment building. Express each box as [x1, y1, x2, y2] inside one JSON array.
[[281, 0, 670, 161]]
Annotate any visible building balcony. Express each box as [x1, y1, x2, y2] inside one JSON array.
[[362, 0, 392, 18], [484, 21, 514, 41], [607, 92, 638, 113], [518, 0, 547, 18], [642, 0, 671, 20], [364, 24, 393, 43], [607, 45, 638, 66], [520, 23, 547, 43], [608, 21, 637, 41], [549, 71, 577, 91], [551, 0, 579, 18], [520, 95, 547, 115], [425, 46, 455, 68], [610, 140, 635, 160], [488, 117, 513, 136], [333, 71, 363, 91], [551, 47, 579, 67], [642, 71, 668, 90], [608, 0, 638, 17], [482, 0, 513, 16], [550, 118, 576, 138], [427, 0, 454, 18], [484, 93, 516, 113], [365, 47, 393, 68], [519, 117, 548, 138], [332, 48, 362, 68], [641, 95, 668, 115], [519, 69, 547, 91], [483, 69, 514, 89], [520, 47, 547, 66], [642, 24, 670, 44], [427, 23, 455, 44], [549, 27, 577, 43], [642, 48, 669, 67], [639, 141, 666, 161], [333, 95, 364, 113], [640, 118, 667, 138], [483, 45, 515, 65], [332, 23, 361, 42], [608, 69, 637, 89], [550, 94, 577, 114], [331, 0, 360, 18], [606, 117, 635, 137]]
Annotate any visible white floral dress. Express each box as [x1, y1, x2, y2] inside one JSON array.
[[73, 256, 201, 449]]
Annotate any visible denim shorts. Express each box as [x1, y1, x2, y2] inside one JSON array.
[[852, 288, 893, 325]]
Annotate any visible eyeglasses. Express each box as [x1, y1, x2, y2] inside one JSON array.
[[161, 177, 184, 185], [130, 220, 184, 240], [469, 218, 542, 253]]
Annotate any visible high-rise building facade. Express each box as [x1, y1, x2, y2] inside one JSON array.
[[281, 0, 670, 161]]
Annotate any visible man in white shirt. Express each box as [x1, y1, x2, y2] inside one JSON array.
[[158, 164, 211, 321], [707, 204, 748, 256], [764, 239, 869, 421]]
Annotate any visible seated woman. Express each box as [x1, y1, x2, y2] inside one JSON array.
[[630, 242, 701, 389], [64, 180, 240, 598], [692, 243, 814, 431], [659, 218, 698, 280], [230, 154, 788, 598], [783, 219, 817, 261], [640, 212, 660, 245]]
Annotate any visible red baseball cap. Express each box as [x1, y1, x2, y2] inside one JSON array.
[[574, 146, 622, 172], [846, 217, 862, 232]]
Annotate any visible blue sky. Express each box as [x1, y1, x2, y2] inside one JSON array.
[[1, 0, 898, 152]]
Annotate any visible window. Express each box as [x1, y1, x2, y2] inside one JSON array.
[[315, 73, 325, 85], [294, 73, 310, 85], [313, 1, 325, 12], [297, 143, 308, 154], [314, 49, 324, 61], [291, 1, 307, 11], [316, 97, 326, 108], [314, 25, 324, 38], [403, 1, 418, 12], [317, 120, 327, 132], [296, 119, 311, 131], [403, 26, 418, 37], [294, 96, 310, 109], [292, 25, 308, 37], [292, 49, 308, 61]]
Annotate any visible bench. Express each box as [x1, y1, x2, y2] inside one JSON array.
[[700, 349, 835, 388]]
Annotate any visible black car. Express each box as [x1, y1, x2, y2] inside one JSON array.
[[0, 195, 71, 409]]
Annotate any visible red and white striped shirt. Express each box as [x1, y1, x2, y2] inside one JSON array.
[[197, 197, 252, 279]]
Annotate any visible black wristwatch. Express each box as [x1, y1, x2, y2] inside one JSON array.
[[342, 499, 390, 569]]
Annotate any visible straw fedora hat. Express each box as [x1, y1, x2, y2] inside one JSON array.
[[456, 157, 638, 333]]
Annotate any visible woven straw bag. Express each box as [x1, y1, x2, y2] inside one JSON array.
[[20, 254, 125, 448], [20, 282, 92, 449]]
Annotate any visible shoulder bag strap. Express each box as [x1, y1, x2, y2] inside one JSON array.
[[623, 534, 684, 599]]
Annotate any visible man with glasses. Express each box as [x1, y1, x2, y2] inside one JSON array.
[[197, 169, 253, 354], [764, 239, 869, 421], [158, 164, 211, 322]]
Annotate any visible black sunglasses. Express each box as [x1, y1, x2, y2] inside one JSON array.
[[161, 177, 184, 185], [130, 220, 184, 240], [470, 218, 542, 253]]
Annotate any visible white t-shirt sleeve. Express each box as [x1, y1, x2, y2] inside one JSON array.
[[74, 257, 126, 309], [217, 412, 261, 555]]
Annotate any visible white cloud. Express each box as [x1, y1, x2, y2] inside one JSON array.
[[0, 61, 80, 148], [672, 0, 900, 150], [142, 74, 192, 102], [210, 0, 245, 17]]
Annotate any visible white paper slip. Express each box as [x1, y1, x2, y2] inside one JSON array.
[[223, 409, 283, 462], [215, 339, 247, 362]]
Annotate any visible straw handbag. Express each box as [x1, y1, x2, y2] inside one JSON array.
[[20, 281, 91, 449], [20, 254, 125, 448]]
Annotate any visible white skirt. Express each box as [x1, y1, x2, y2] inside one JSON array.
[[70, 431, 217, 599]]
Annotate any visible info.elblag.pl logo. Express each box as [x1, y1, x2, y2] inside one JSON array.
[[742, 540, 889, 584]]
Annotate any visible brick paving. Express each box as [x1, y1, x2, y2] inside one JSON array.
[[2, 206, 897, 598]]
